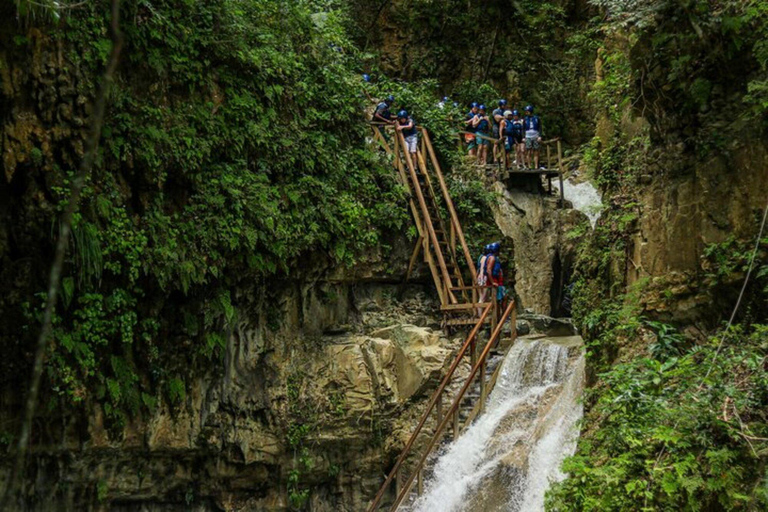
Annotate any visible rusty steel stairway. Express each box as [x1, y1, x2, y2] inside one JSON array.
[[367, 123, 519, 511], [371, 124, 497, 328]]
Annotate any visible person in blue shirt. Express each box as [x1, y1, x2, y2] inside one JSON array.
[[492, 100, 508, 163], [523, 105, 543, 170], [472, 105, 491, 165], [372, 95, 396, 141], [396, 110, 419, 159], [464, 102, 479, 157], [508, 110, 526, 168]]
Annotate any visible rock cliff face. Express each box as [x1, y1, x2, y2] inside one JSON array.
[[5, 280, 467, 511], [627, 141, 768, 321], [492, 182, 587, 316]]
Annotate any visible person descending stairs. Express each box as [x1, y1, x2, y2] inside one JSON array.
[[367, 109, 518, 512]]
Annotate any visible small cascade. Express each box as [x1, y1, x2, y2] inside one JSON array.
[[408, 336, 584, 512], [555, 177, 603, 228]]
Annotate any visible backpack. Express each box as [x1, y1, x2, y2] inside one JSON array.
[[476, 255, 489, 286]]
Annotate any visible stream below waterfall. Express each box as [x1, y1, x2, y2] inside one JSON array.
[[407, 335, 585, 512]]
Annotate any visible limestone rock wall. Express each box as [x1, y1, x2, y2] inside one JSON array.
[[627, 142, 768, 322], [4, 282, 462, 511], [492, 182, 588, 316]]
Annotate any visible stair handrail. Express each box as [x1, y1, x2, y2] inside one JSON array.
[[388, 299, 517, 511], [366, 303, 493, 512], [394, 129, 458, 304], [419, 128, 477, 283]]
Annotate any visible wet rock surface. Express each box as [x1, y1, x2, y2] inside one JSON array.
[[492, 182, 589, 316]]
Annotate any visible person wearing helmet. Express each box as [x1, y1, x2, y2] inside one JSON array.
[[396, 109, 419, 157], [485, 242, 507, 313], [464, 102, 480, 157], [437, 96, 449, 109], [492, 100, 508, 163], [498, 110, 514, 169], [510, 110, 526, 169], [523, 105, 543, 170], [476, 244, 492, 317], [372, 95, 396, 142], [472, 104, 491, 165]]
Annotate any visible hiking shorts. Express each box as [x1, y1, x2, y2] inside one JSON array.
[[525, 135, 541, 150], [405, 134, 418, 153], [476, 131, 489, 146], [465, 133, 477, 150]]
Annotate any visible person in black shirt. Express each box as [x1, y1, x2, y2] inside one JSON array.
[[372, 95, 395, 141]]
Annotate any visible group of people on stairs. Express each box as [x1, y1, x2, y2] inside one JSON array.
[[475, 242, 507, 318], [465, 100, 544, 170], [369, 92, 512, 323], [371, 92, 544, 173]]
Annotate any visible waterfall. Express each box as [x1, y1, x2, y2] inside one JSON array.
[[555, 178, 603, 228], [408, 337, 584, 512]]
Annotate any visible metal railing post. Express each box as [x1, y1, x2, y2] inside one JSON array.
[[453, 409, 460, 439], [417, 470, 424, 496], [479, 359, 487, 414], [557, 140, 565, 208]]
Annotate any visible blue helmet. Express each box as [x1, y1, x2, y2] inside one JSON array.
[[397, 109, 408, 119], [489, 242, 501, 254], [442, 96, 449, 102], [483, 244, 492, 255], [499, 99, 507, 107], [525, 105, 534, 112], [362, 73, 371, 82], [512, 109, 520, 116], [470, 102, 479, 108], [386, 95, 395, 104], [479, 104, 486, 111]]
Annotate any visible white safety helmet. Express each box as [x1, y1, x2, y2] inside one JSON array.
[[504, 110, 513, 117]]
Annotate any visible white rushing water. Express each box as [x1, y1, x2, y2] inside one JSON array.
[[555, 177, 603, 228], [408, 337, 584, 512]]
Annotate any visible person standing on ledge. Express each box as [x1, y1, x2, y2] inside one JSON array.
[[473, 104, 491, 166], [372, 95, 396, 141], [510, 109, 526, 169], [396, 109, 419, 160], [464, 102, 479, 158], [492, 99, 507, 164], [523, 105, 543, 170]]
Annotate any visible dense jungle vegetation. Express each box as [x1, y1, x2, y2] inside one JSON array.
[[1, 0, 768, 510]]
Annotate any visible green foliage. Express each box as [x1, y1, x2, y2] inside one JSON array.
[[547, 324, 768, 511], [592, 0, 768, 144], [19, 0, 411, 426], [646, 321, 686, 360]]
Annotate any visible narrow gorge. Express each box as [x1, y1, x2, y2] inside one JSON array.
[[2, 1, 768, 511]]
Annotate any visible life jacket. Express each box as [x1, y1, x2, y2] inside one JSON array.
[[476, 254, 489, 286], [523, 115, 541, 133], [373, 102, 390, 121], [485, 255, 503, 286], [511, 120, 524, 137], [465, 112, 477, 133], [504, 119, 515, 137], [476, 116, 490, 133], [401, 117, 417, 137]]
